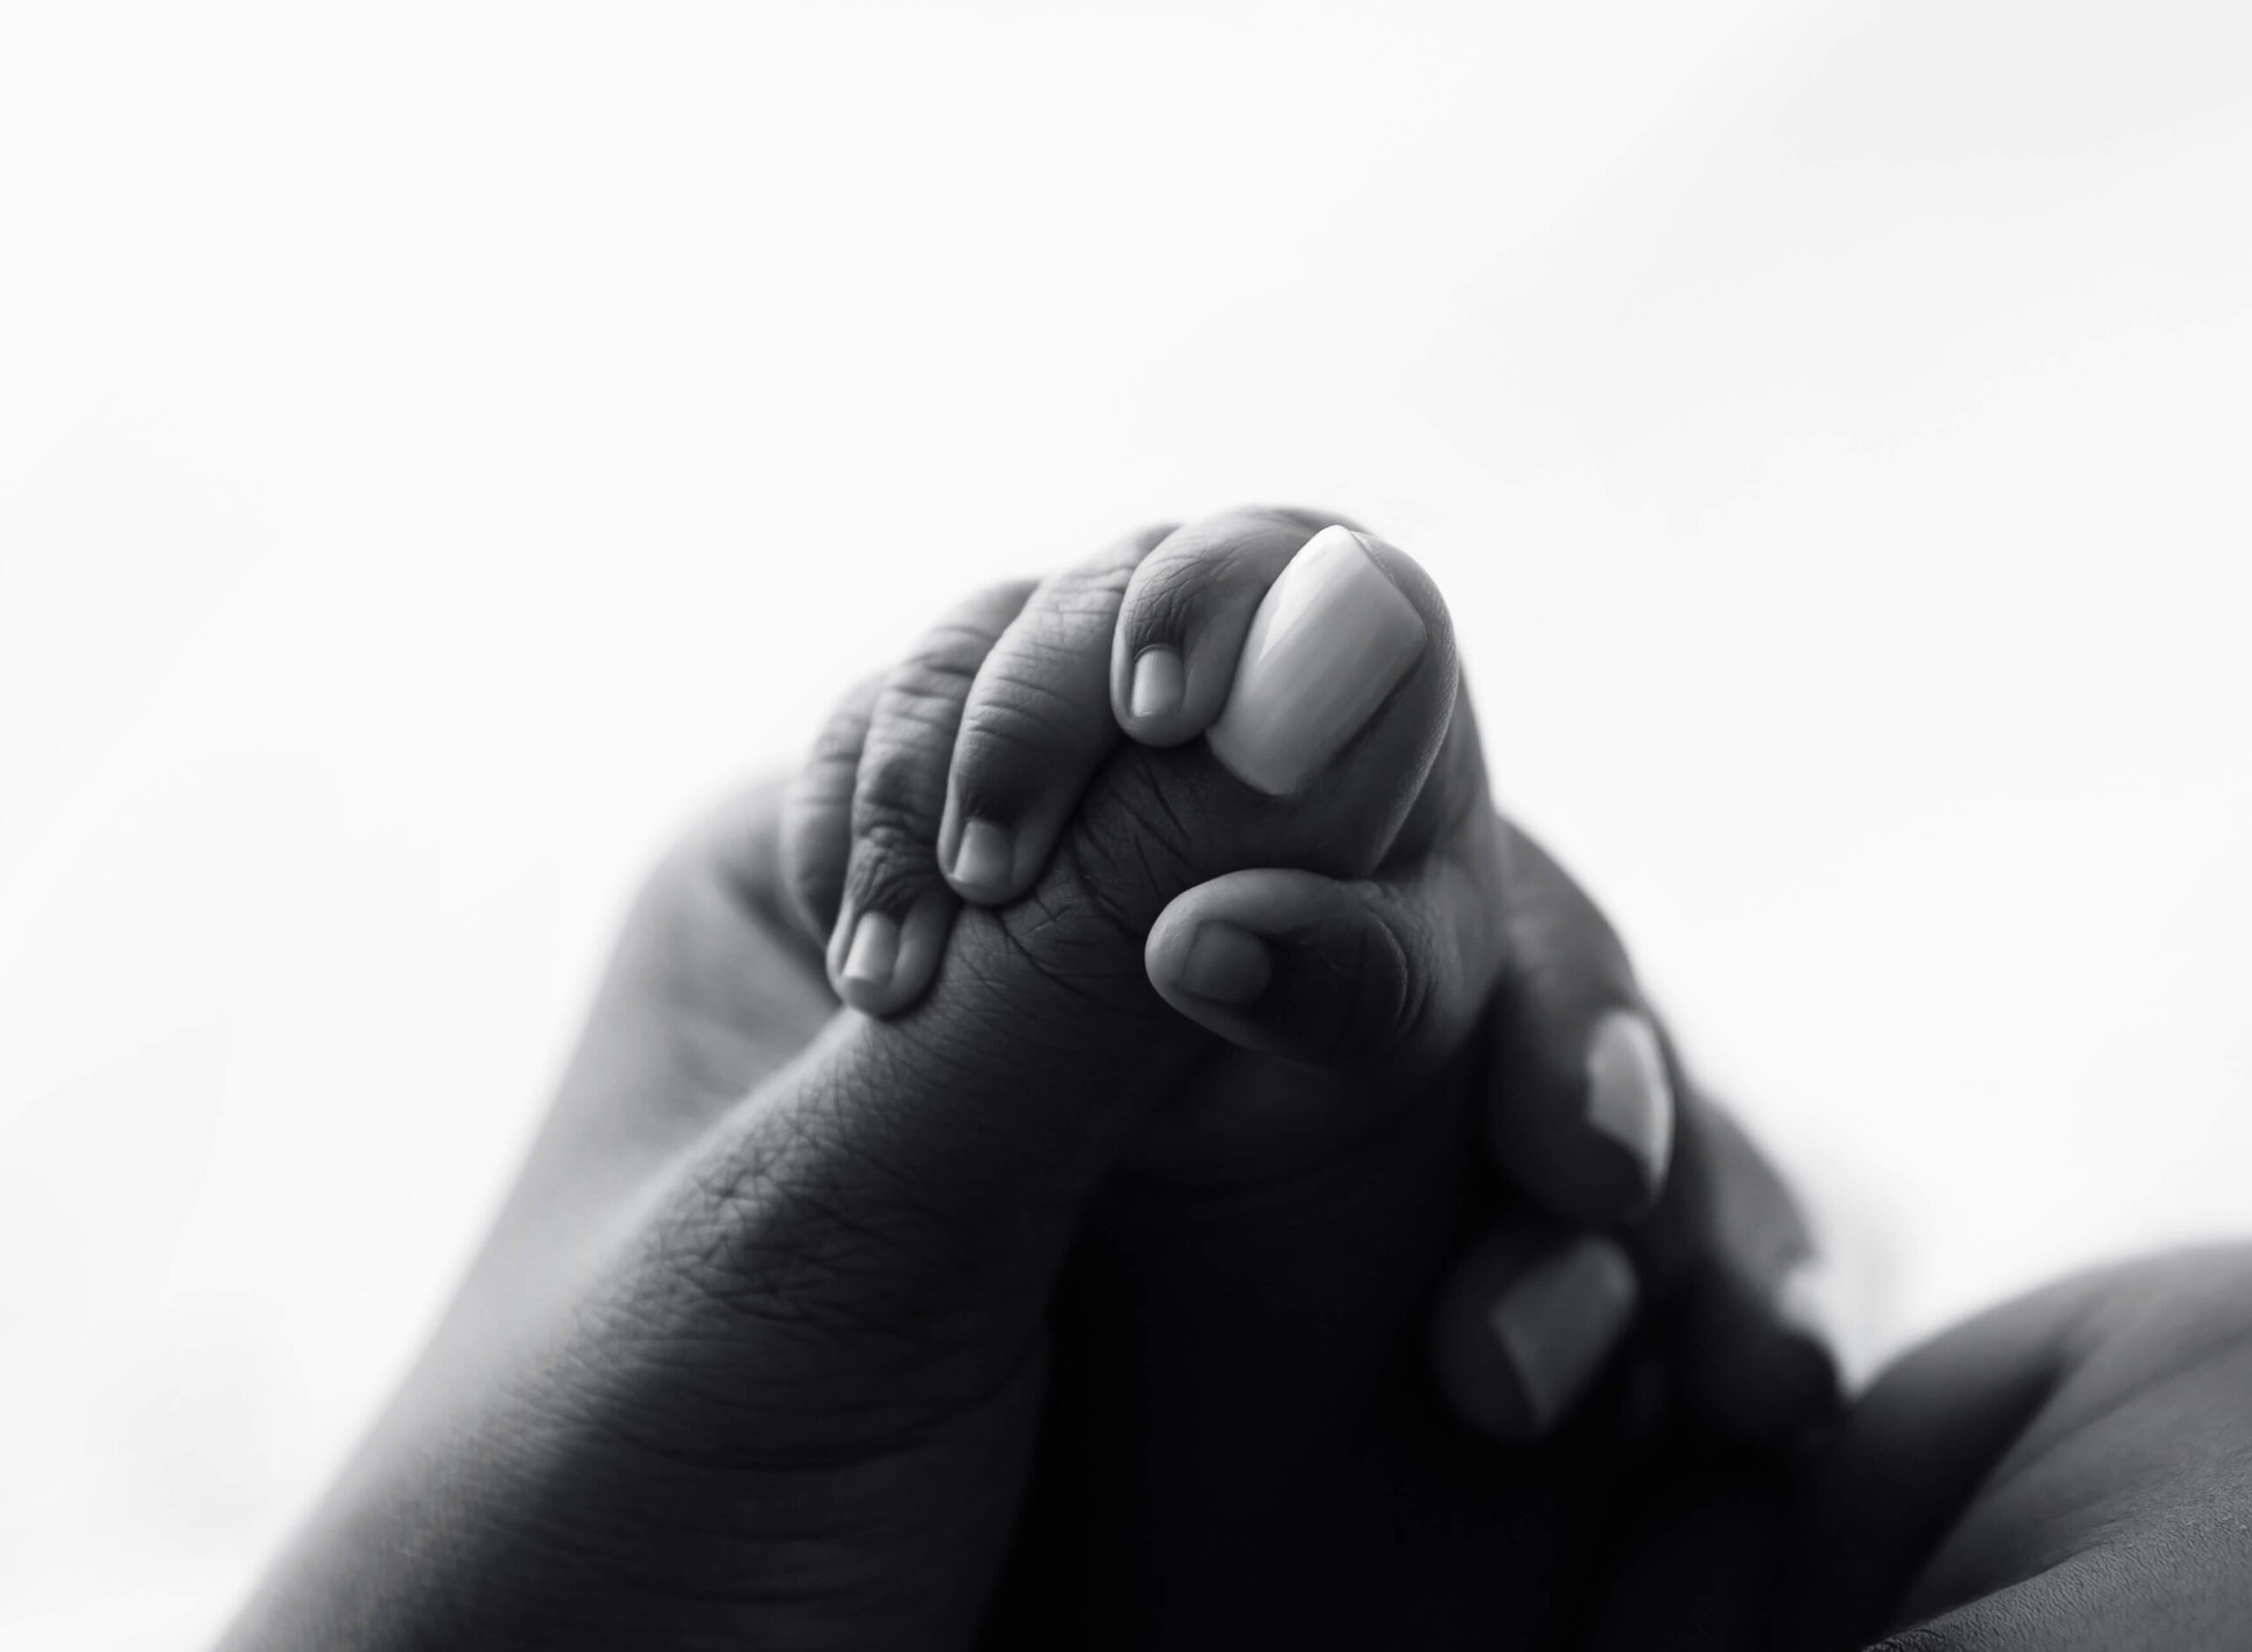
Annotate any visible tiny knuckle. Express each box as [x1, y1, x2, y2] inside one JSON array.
[[882, 658, 979, 725], [807, 713, 870, 766], [982, 665, 1091, 727], [961, 683, 1091, 766], [855, 812, 927, 859], [1129, 543, 1261, 641], [846, 817, 938, 904], [910, 617, 1006, 673], [853, 739, 945, 817], [1129, 559, 1207, 640], [1036, 560, 1135, 618]]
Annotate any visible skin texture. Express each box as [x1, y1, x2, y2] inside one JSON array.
[[215, 774, 1810, 1652], [216, 771, 1812, 1645], [774, 508, 1836, 1641], [1576, 1246, 2252, 1651], [818, 509, 1673, 1222], [216, 778, 2252, 1648], [789, 506, 1834, 1438], [219, 509, 2252, 1647], [1778, 1246, 2252, 1649]]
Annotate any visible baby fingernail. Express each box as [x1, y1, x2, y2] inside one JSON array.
[[1130, 646, 1186, 723], [1488, 1236, 1639, 1440], [1174, 922, 1273, 1005], [1583, 1010, 1676, 1209], [1206, 525, 1428, 796], [839, 910, 901, 1002], [952, 818, 1014, 899]]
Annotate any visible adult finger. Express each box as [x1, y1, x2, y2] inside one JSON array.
[[1473, 820, 1677, 1224], [1428, 1217, 1644, 1445], [1641, 1089, 1841, 1452]]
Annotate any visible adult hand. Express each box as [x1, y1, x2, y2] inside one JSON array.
[[221, 506, 1835, 1648], [1773, 1244, 2252, 1648], [985, 822, 1837, 1648], [219, 771, 1829, 1649], [1570, 1246, 2252, 1651]]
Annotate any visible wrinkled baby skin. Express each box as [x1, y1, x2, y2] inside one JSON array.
[[776, 508, 1778, 1645], [224, 509, 1818, 1652]]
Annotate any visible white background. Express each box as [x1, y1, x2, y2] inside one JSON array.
[[4, 2, 2249, 1643]]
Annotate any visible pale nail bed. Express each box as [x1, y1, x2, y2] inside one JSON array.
[[1583, 1009, 1676, 1204], [952, 818, 1014, 898], [1174, 922, 1273, 1005], [1130, 646, 1186, 724], [1206, 525, 1427, 796], [1488, 1235, 1639, 1439], [840, 910, 901, 996]]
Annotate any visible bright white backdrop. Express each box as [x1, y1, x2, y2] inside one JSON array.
[[4, 3, 2249, 1643]]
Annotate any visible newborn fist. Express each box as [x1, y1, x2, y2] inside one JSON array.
[[784, 508, 1666, 1215]]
